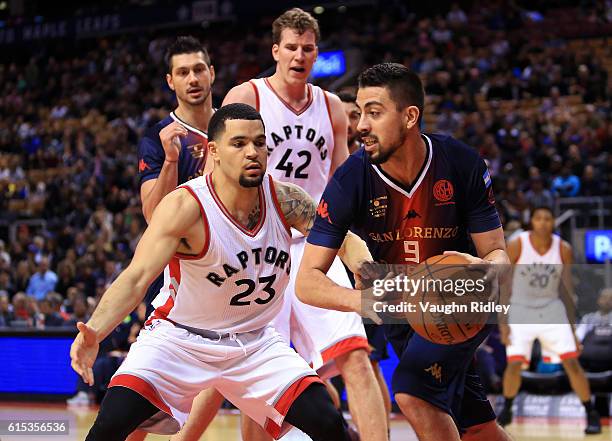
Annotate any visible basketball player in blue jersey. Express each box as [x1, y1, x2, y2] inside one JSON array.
[[297, 63, 513, 441], [130, 36, 222, 441]]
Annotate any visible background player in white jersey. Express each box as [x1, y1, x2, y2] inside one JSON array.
[[223, 9, 386, 441], [71, 104, 369, 441], [132, 36, 223, 441], [498, 206, 601, 434]]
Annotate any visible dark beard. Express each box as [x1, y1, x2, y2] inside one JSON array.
[[367, 128, 406, 165], [239, 174, 264, 188]]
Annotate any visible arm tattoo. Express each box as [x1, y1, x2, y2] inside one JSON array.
[[275, 182, 317, 234]]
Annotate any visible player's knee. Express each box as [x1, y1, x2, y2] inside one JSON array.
[[395, 393, 425, 421], [505, 361, 522, 374], [462, 420, 510, 441], [316, 407, 347, 441], [86, 412, 129, 441], [286, 383, 348, 441], [562, 357, 582, 374], [337, 348, 372, 381]]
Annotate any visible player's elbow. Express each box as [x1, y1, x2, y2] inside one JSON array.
[[295, 268, 316, 305]]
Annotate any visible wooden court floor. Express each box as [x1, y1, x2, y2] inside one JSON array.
[[0, 402, 609, 440]]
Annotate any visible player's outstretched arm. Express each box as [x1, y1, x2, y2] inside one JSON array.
[[70, 189, 201, 383]]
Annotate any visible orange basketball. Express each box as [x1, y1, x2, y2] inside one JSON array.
[[402, 254, 492, 345]]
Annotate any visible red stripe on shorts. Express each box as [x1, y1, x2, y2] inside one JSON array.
[[109, 373, 172, 416], [321, 336, 370, 365], [507, 355, 528, 364], [264, 375, 322, 439], [560, 350, 580, 360]]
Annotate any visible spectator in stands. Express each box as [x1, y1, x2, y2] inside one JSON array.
[[13, 261, 30, 294], [0, 270, 15, 297], [48, 291, 71, 322], [37, 297, 65, 327], [26, 256, 57, 300], [0, 240, 10, 266], [576, 288, 612, 372], [66, 295, 90, 326], [581, 164, 601, 196], [63, 286, 80, 315], [10, 292, 32, 327], [552, 163, 581, 197], [525, 176, 554, 210], [55, 260, 76, 297], [446, 3, 467, 27], [0, 292, 12, 326]]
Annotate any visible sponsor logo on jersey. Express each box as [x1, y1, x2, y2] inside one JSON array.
[[433, 179, 454, 204], [316, 199, 333, 224], [139, 159, 151, 172], [368, 226, 459, 242], [187, 142, 206, 159], [403, 209, 421, 220], [368, 196, 388, 218]]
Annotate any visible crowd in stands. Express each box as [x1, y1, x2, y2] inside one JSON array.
[[0, 1, 610, 333]]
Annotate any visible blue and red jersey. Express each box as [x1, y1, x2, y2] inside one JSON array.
[[137, 112, 208, 189], [308, 134, 500, 263]]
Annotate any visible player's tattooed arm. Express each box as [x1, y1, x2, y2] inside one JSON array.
[[274, 180, 316, 236], [274, 180, 372, 273]]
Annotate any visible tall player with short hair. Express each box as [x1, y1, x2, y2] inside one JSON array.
[[498, 206, 601, 434], [297, 63, 512, 441], [223, 8, 386, 441], [133, 36, 224, 441], [72, 103, 368, 441]]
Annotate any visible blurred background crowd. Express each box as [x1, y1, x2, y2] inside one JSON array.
[[0, 0, 610, 339]]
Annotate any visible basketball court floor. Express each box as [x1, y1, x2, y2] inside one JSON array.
[[0, 402, 609, 440]]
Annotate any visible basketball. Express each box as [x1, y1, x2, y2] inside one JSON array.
[[403, 254, 492, 345]]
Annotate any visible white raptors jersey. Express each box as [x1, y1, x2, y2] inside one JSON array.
[[511, 232, 563, 308], [149, 174, 292, 333], [250, 78, 335, 204]]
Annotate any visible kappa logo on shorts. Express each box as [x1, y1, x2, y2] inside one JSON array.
[[425, 363, 443, 382]]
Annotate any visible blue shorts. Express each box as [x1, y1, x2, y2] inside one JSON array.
[[386, 324, 496, 432], [365, 324, 389, 362]]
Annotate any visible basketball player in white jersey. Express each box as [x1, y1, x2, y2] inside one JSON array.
[[71, 104, 371, 441], [222, 9, 386, 441], [132, 36, 223, 441], [498, 206, 601, 434]]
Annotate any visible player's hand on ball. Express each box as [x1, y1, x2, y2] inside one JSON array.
[[70, 322, 99, 386], [159, 121, 188, 162], [443, 251, 501, 300], [360, 271, 403, 325]]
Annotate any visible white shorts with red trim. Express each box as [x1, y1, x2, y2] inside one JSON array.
[[109, 319, 320, 439], [271, 236, 369, 379], [506, 300, 578, 365]]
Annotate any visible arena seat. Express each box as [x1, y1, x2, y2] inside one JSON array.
[[521, 370, 612, 395]]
